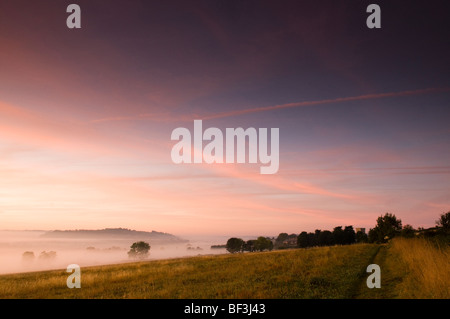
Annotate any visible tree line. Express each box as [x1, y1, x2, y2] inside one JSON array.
[[226, 236, 274, 253], [297, 225, 364, 248], [226, 211, 450, 253]]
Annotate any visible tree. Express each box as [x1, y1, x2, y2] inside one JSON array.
[[226, 237, 244, 253], [333, 226, 345, 245], [307, 232, 317, 247], [368, 213, 402, 243], [356, 231, 368, 243], [128, 241, 150, 259], [243, 239, 256, 252], [401, 224, 416, 238], [318, 230, 334, 246], [22, 251, 35, 263], [254, 237, 273, 252], [436, 211, 450, 231], [343, 226, 356, 245], [39, 251, 57, 260], [297, 231, 309, 248], [368, 228, 377, 243], [314, 229, 322, 245]]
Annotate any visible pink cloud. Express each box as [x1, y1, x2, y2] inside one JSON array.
[[0, 100, 170, 159]]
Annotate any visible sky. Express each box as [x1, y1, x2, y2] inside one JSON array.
[[0, 0, 449, 237]]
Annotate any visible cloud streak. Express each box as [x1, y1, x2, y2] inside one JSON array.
[[91, 87, 450, 123], [199, 87, 450, 120]]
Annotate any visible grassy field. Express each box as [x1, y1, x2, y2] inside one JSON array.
[[381, 237, 450, 298], [0, 238, 448, 299]]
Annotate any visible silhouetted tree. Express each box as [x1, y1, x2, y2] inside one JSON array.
[[307, 232, 317, 247], [243, 239, 256, 252], [297, 232, 309, 248], [368, 213, 402, 243], [314, 229, 322, 245], [401, 224, 416, 238], [333, 226, 345, 245], [128, 241, 150, 259], [356, 231, 368, 243], [318, 230, 334, 246], [343, 226, 356, 245], [226, 237, 244, 253], [436, 211, 450, 232]]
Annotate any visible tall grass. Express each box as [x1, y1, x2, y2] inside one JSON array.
[[389, 237, 450, 298]]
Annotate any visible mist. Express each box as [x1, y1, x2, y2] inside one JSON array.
[[0, 231, 228, 275]]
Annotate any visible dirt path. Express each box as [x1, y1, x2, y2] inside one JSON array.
[[349, 244, 381, 298], [352, 244, 405, 299]]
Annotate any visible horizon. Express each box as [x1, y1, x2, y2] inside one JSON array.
[[0, 1, 449, 237], [0, 211, 440, 239]]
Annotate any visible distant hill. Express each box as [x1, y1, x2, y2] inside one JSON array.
[[40, 228, 187, 244]]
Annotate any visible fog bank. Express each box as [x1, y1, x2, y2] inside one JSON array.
[[0, 231, 227, 275]]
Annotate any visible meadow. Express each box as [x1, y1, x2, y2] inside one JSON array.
[[373, 237, 449, 298], [0, 238, 448, 299]]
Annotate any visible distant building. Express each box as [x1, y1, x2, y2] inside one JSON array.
[[355, 228, 366, 234]]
